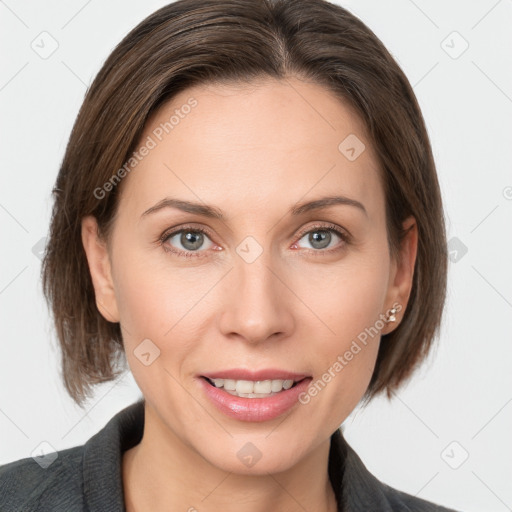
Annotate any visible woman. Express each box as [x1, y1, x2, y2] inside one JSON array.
[[0, 0, 460, 510]]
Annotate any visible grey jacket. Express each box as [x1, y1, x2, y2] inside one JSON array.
[[0, 400, 461, 511]]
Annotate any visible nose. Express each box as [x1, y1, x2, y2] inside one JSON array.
[[218, 251, 295, 345]]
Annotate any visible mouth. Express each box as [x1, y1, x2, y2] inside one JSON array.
[[197, 368, 312, 422], [202, 376, 307, 399], [198, 372, 313, 422]]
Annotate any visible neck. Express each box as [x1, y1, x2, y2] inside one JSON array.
[[122, 404, 339, 512]]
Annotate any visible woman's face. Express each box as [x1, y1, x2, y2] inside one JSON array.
[[83, 77, 416, 475]]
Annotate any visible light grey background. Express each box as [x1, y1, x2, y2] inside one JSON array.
[[1, 1, 511, 511]]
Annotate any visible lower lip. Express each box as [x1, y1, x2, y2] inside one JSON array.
[[199, 377, 312, 422]]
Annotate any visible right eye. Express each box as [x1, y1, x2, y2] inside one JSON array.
[[159, 226, 216, 258]]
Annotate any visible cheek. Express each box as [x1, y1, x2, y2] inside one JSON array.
[[111, 243, 201, 337], [110, 251, 203, 405], [113, 264, 170, 340], [294, 249, 390, 408], [302, 253, 390, 343], [110, 246, 223, 375]]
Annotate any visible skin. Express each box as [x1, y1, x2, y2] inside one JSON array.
[[81, 76, 417, 512]]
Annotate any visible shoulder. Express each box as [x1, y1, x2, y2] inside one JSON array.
[[346, 459, 462, 511], [379, 481, 461, 511], [0, 445, 85, 512], [331, 429, 463, 512], [0, 400, 145, 512]]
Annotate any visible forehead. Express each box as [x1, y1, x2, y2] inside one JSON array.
[[118, 77, 384, 221]]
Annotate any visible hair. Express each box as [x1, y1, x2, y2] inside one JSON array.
[[42, 0, 447, 409]]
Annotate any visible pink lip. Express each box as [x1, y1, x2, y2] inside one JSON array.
[[198, 375, 312, 422], [201, 368, 309, 381]]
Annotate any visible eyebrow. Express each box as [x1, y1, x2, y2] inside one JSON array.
[[140, 195, 368, 220]]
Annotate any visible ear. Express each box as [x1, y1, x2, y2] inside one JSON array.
[[382, 216, 418, 335], [81, 215, 120, 323]]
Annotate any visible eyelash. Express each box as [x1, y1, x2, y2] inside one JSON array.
[[157, 222, 350, 259]]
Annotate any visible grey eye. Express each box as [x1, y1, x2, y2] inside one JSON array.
[[168, 230, 213, 252], [297, 229, 341, 250]]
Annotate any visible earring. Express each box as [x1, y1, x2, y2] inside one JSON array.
[[385, 307, 398, 323]]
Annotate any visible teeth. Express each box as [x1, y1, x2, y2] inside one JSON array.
[[223, 379, 236, 390], [254, 380, 272, 393], [207, 378, 297, 397], [236, 380, 254, 394], [271, 380, 283, 392]]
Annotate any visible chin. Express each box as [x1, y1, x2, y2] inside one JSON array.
[[196, 433, 311, 476]]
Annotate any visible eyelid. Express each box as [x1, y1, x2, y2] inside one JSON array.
[[158, 221, 350, 257], [162, 223, 214, 238], [294, 222, 351, 242]]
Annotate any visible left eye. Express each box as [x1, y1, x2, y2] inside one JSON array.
[[296, 227, 345, 251]]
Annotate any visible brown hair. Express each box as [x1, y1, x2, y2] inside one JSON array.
[[42, 0, 447, 409]]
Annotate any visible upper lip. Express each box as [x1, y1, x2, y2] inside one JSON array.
[[201, 369, 310, 381]]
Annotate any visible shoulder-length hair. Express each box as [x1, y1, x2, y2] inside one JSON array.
[[42, 0, 447, 408]]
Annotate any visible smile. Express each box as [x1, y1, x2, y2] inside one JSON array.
[[198, 370, 313, 422], [204, 377, 302, 398]]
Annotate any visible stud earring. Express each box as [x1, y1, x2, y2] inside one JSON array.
[[385, 307, 398, 323]]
